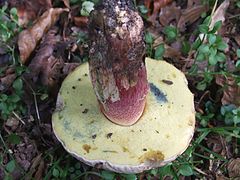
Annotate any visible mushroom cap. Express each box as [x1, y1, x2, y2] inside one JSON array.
[[52, 58, 195, 174]]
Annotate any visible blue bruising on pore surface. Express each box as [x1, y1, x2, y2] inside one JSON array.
[[149, 83, 167, 103]]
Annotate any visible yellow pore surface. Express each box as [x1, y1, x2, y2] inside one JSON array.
[[52, 58, 195, 167]]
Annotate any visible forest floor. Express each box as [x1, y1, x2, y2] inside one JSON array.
[[0, 0, 239, 179]]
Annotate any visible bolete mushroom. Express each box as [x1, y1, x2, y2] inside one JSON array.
[[52, 0, 195, 174]]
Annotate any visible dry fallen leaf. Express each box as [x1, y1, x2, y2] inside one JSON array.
[[74, 16, 89, 27], [210, 0, 230, 31], [228, 158, 240, 178], [216, 75, 240, 106], [9, 0, 52, 26], [159, 2, 181, 26], [187, 0, 202, 8], [178, 5, 208, 31], [0, 67, 16, 92], [144, 0, 172, 24], [24, 28, 63, 89], [62, 0, 70, 8], [18, 8, 68, 64]]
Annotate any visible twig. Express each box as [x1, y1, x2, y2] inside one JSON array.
[[12, 111, 25, 125], [194, 167, 208, 176], [22, 77, 41, 124]]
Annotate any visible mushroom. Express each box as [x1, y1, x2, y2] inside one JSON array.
[[52, 0, 195, 174]]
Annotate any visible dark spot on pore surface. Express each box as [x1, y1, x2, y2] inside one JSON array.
[[162, 79, 173, 85], [92, 134, 97, 139], [78, 78, 81, 81], [156, 130, 159, 134], [149, 83, 167, 103], [106, 133, 113, 139], [80, 104, 83, 106], [72, 86, 76, 89], [82, 109, 88, 114], [143, 148, 147, 151], [84, 73, 88, 76]]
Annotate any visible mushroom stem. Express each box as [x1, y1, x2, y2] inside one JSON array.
[[89, 0, 148, 126]]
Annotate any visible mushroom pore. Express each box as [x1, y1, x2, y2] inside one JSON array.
[[89, 0, 148, 126]]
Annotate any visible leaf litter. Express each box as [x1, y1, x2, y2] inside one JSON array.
[[0, 0, 240, 179]]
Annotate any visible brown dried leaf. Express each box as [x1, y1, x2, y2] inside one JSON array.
[[216, 75, 240, 106], [159, 2, 181, 26], [18, 8, 68, 64], [178, 5, 208, 31], [210, 0, 230, 31], [9, 0, 52, 26], [145, 0, 172, 24], [234, 36, 240, 46], [0, 73, 16, 91], [187, 0, 202, 8], [34, 160, 45, 180], [62, 0, 70, 8], [74, 16, 89, 27], [228, 158, 240, 178], [25, 28, 64, 89]]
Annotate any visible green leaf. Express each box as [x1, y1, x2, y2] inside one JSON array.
[[159, 165, 175, 178], [10, 8, 18, 16], [197, 81, 207, 91], [0, 94, 8, 101], [6, 160, 15, 173], [13, 78, 23, 91], [138, 5, 148, 14], [52, 168, 60, 177], [188, 64, 198, 75], [181, 41, 191, 55], [236, 60, 240, 68], [203, 16, 211, 25], [217, 41, 228, 51], [154, 44, 165, 60], [145, 32, 154, 44], [216, 52, 226, 62], [192, 38, 201, 50], [163, 26, 178, 42], [9, 94, 21, 103], [209, 54, 217, 65], [237, 1, 240, 8], [196, 53, 205, 61], [208, 34, 216, 45], [179, 164, 194, 176], [81, 1, 94, 16], [75, 162, 81, 169], [68, 166, 75, 173], [199, 24, 209, 34], [101, 170, 115, 180], [7, 134, 21, 145], [211, 21, 222, 33], [237, 49, 240, 58], [198, 44, 210, 54]]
